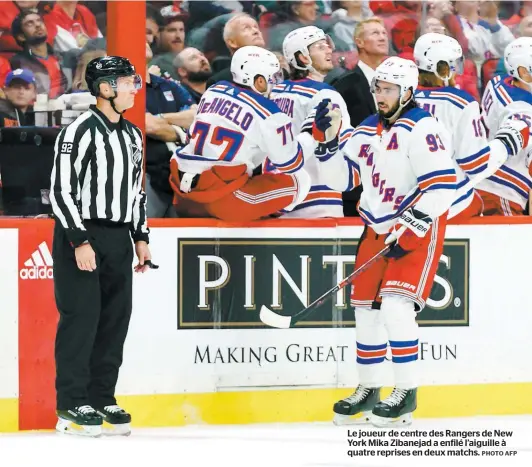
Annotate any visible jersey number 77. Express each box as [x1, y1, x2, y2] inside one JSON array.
[[190, 121, 244, 161]]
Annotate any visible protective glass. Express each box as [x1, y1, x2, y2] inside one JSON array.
[[114, 74, 143, 92]]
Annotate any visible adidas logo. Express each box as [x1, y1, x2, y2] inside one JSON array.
[[20, 241, 53, 280]]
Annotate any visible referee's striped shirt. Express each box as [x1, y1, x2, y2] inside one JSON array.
[[50, 105, 149, 247]]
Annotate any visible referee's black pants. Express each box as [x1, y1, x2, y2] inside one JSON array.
[[53, 220, 133, 411]]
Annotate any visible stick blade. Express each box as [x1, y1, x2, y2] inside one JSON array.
[[259, 305, 292, 329]]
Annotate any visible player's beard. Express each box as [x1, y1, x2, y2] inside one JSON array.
[[378, 99, 401, 120], [187, 70, 213, 83]]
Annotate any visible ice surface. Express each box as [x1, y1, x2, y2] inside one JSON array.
[[1, 415, 531, 467]]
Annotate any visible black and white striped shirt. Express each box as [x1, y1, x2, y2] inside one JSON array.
[[50, 105, 149, 247]]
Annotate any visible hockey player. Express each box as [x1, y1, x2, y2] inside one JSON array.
[[476, 37, 532, 215], [169, 46, 311, 220], [413, 33, 515, 220], [267, 26, 350, 217], [310, 57, 528, 426]]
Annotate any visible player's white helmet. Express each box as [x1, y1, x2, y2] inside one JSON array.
[[504, 37, 532, 92], [231, 46, 283, 96], [283, 26, 335, 71], [372, 57, 419, 121], [414, 33, 463, 85]]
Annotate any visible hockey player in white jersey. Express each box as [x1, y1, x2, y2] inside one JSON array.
[[477, 37, 532, 215], [169, 46, 311, 221], [413, 33, 522, 220], [309, 57, 528, 426], [267, 26, 350, 217]]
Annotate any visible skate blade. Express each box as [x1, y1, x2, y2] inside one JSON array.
[[333, 411, 372, 426], [56, 418, 102, 438], [371, 412, 413, 428], [103, 422, 131, 436]]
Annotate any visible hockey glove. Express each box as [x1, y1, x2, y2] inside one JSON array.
[[315, 136, 339, 162], [495, 118, 530, 157], [384, 208, 433, 259], [312, 98, 342, 143]]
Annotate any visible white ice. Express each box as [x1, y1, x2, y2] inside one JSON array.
[[1, 415, 531, 467]]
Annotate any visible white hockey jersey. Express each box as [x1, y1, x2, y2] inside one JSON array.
[[477, 75, 532, 209], [174, 81, 306, 176], [268, 79, 351, 218], [314, 107, 457, 234], [415, 85, 508, 217]]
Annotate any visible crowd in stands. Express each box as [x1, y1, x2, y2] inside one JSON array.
[[0, 1, 531, 218]]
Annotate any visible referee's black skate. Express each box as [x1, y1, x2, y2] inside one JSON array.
[[333, 386, 381, 425], [96, 405, 132, 436], [56, 405, 103, 437], [371, 387, 417, 427]]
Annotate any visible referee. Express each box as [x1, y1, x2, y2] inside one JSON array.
[[50, 56, 153, 437]]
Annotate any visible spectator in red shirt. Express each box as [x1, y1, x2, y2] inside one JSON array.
[[0, 1, 51, 52], [10, 9, 67, 98], [0, 56, 12, 87], [43, 0, 102, 54]]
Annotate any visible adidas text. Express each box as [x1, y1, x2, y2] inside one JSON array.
[[20, 266, 53, 280], [20, 242, 54, 280]]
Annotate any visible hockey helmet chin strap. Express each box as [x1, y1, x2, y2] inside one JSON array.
[[383, 88, 414, 124], [100, 92, 126, 115]]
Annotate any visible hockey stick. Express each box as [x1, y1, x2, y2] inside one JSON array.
[[259, 240, 395, 329]]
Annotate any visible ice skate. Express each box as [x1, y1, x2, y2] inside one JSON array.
[[56, 405, 103, 437], [96, 405, 132, 436], [371, 387, 417, 427], [333, 386, 381, 425]]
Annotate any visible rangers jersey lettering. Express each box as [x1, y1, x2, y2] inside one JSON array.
[[478, 75, 532, 208], [415, 85, 509, 217], [315, 107, 457, 233], [269, 79, 351, 217], [175, 81, 305, 176]]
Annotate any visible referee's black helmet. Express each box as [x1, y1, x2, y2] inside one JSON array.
[[85, 56, 137, 97]]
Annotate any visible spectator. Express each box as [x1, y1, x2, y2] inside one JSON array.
[[206, 13, 265, 86], [43, 0, 102, 54], [454, 0, 514, 65], [519, 14, 532, 36], [331, 18, 388, 128], [267, 1, 349, 51], [157, 12, 185, 54], [174, 47, 212, 104], [150, 12, 186, 79], [71, 42, 106, 92], [427, 0, 470, 55], [0, 56, 12, 87], [0, 68, 36, 127], [145, 41, 196, 218], [331, 0, 374, 51], [10, 9, 68, 98], [146, 4, 163, 48], [0, 1, 48, 52], [504, 0, 532, 27]]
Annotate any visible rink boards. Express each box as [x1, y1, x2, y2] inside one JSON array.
[[0, 218, 531, 432]]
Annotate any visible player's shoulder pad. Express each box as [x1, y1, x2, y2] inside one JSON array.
[[210, 80, 281, 119], [279, 79, 331, 98], [496, 75, 532, 106], [353, 114, 379, 136], [416, 86, 474, 109], [395, 107, 432, 132]]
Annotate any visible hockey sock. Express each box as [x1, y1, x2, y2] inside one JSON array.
[[355, 307, 388, 387], [380, 295, 419, 389]]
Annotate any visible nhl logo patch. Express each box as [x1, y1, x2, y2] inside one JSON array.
[[130, 142, 142, 164]]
